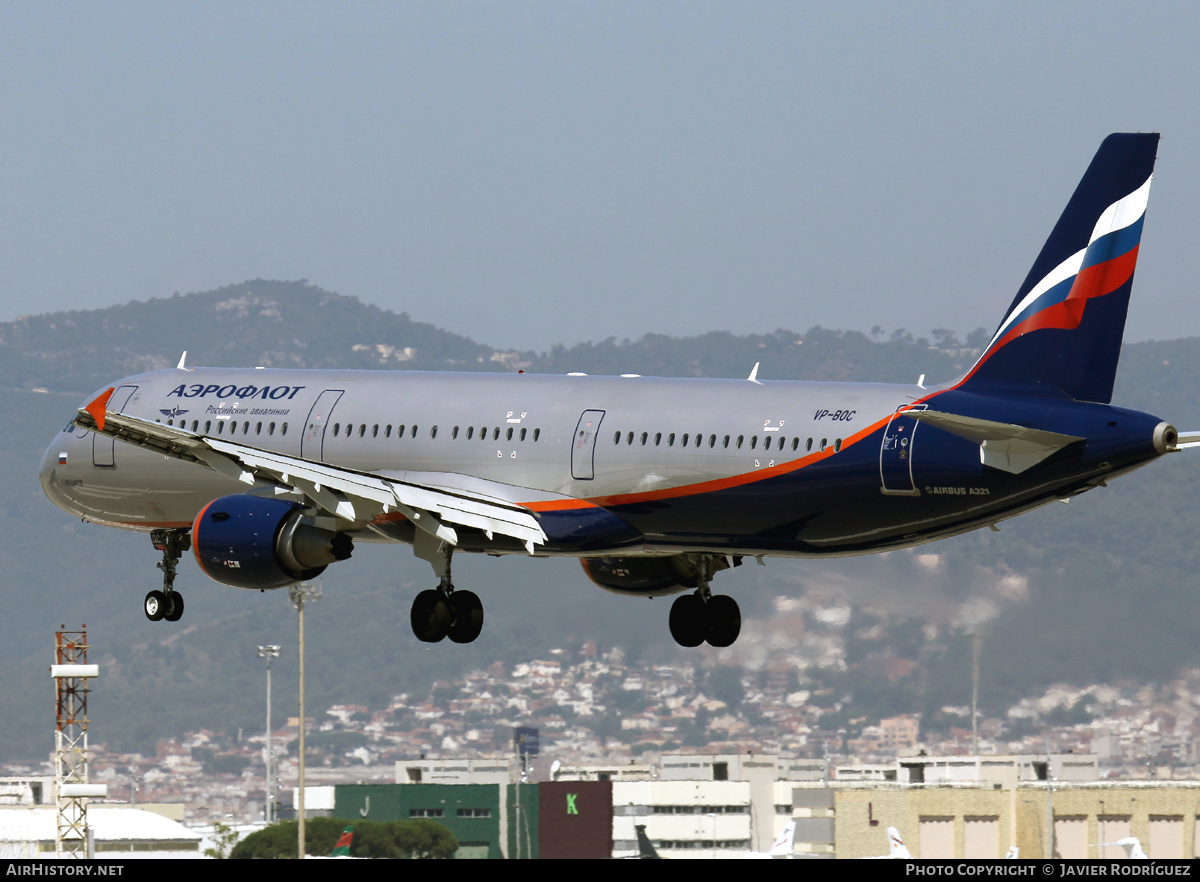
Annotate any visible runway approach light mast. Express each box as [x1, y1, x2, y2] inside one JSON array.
[[52, 626, 106, 858]]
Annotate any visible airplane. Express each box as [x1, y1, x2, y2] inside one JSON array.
[[1096, 836, 1148, 859], [632, 824, 662, 859], [40, 133, 1194, 648], [863, 825, 912, 859], [744, 818, 796, 858]]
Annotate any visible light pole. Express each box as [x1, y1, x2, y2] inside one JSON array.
[[288, 581, 320, 859], [257, 644, 281, 824]]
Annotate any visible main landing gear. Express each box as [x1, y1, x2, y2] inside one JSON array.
[[668, 559, 741, 648], [409, 546, 484, 644], [145, 529, 189, 623]]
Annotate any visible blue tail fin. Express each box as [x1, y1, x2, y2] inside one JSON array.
[[958, 133, 1159, 403]]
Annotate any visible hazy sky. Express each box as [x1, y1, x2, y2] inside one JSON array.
[[4, 2, 1198, 352]]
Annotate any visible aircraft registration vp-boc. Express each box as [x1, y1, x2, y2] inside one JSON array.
[[41, 134, 1197, 647]]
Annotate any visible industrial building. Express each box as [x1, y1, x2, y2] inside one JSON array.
[[301, 753, 1200, 858]]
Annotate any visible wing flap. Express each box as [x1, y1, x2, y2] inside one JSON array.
[[907, 408, 1084, 474], [73, 398, 547, 549]]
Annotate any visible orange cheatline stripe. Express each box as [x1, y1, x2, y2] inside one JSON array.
[[522, 498, 602, 512], [518, 414, 894, 511]]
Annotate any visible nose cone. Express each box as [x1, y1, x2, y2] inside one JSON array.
[[40, 434, 78, 516]]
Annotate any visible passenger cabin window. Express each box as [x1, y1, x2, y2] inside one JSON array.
[[521, 428, 528, 441], [430, 426, 438, 439]]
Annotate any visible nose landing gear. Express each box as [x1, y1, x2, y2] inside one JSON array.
[[146, 529, 189, 623]]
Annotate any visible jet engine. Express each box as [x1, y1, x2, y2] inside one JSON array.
[[580, 554, 737, 597], [192, 494, 352, 590]]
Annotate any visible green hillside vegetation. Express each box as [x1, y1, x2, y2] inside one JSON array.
[[1, 280, 1198, 760]]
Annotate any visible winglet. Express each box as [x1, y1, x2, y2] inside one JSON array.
[[84, 388, 115, 432], [177, 351, 188, 370], [747, 362, 762, 384]]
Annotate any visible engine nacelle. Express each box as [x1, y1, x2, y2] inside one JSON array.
[[581, 554, 742, 597], [580, 555, 696, 597], [192, 494, 352, 590]]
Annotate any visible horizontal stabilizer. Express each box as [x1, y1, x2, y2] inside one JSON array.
[[1174, 431, 1200, 450], [907, 409, 1083, 474]]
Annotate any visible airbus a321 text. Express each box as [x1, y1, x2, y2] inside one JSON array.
[[41, 133, 1197, 647]]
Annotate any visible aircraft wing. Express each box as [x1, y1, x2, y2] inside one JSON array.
[[906, 408, 1084, 474], [72, 390, 547, 552]]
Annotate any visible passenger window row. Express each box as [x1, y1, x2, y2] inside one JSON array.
[[612, 430, 842, 454], [166, 418, 287, 437], [329, 423, 543, 443]]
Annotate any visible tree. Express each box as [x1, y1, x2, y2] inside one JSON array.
[[203, 821, 240, 859], [230, 817, 457, 859]]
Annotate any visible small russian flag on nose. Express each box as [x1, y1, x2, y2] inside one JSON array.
[[58, 452, 68, 465]]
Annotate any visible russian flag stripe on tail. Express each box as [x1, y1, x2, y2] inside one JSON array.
[[958, 133, 1159, 403]]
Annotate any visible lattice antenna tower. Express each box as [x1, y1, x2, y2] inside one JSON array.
[[52, 625, 102, 858]]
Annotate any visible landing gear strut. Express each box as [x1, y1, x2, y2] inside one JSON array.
[[409, 543, 485, 644], [668, 557, 741, 647], [146, 529, 189, 623]]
